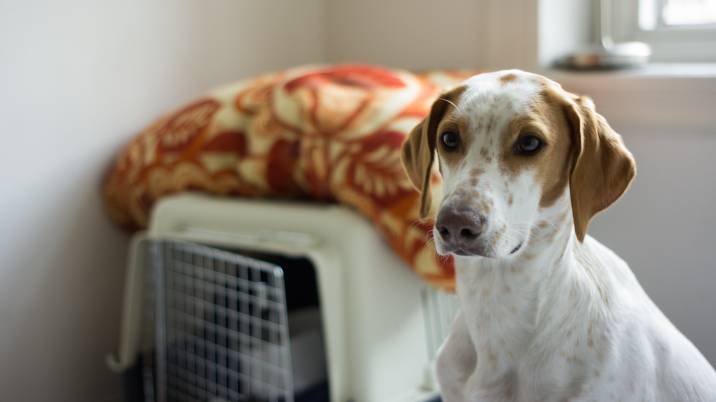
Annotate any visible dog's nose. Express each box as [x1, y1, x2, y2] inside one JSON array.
[[436, 207, 484, 243]]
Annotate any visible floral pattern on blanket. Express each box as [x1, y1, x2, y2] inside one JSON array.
[[103, 64, 477, 291]]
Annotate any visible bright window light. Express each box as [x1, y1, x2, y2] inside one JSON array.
[[660, 0, 716, 27]]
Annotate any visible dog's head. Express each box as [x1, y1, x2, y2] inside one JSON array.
[[402, 70, 635, 258]]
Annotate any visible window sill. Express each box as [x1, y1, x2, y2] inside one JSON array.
[[541, 63, 716, 132], [546, 63, 716, 79]]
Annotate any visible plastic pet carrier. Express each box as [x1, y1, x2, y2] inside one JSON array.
[[107, 193, 458, 402]]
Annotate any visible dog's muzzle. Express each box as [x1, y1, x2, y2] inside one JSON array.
[[435, 206, 488, 256]]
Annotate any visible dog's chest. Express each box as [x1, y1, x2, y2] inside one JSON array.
[[456, 262, 540, 368], [454, 260, 586, 400]]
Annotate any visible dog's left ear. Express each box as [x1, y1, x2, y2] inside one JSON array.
[[564, 95, 636, 242], [401, 93, 453, 218]]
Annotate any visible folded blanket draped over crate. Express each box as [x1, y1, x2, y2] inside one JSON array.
[[102, 64, 478, 291]]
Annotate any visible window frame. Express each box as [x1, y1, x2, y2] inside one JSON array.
[[612, 0, 716, 62]]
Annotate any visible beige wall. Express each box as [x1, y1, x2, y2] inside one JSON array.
[[0, 1, 323, 401], [325, 0, 488, 70]]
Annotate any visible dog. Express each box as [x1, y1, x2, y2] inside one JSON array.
[[401, 70, 716, 402]]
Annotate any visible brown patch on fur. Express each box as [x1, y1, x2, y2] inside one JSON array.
[[561, 92, 636, 241], [401, 85, 467, 217], [470, 167, 484, 177], [500, 73, 518, 85], [435, 88, 473, 168], [497, 88, 573, 211], [507, 193, 514, 205]]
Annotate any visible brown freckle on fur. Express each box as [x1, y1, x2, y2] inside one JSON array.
[[507, 193, 514, 205], [479, 199, 492, 214], [470, 167, 484, 177], [543, 226, 559, 242], [486, 115, 497, 133], [480, 147, 489, 158], [488, 350, 498, 368], [558, 210, 570, 223], [500, 73, 518, 84], [470, 177, 479, 186], [504, 381, 515, 399]]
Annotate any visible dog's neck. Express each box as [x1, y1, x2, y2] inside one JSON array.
[[452, 192, 609, 383]]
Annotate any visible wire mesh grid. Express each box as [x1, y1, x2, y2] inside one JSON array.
[[421, 288, 459, 362], [143, 240, 294, 402]]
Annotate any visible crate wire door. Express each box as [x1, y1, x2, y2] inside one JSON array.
[[147, 240, 294, 402]]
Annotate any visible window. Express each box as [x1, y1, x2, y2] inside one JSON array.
[[613, 0, 716, 62]]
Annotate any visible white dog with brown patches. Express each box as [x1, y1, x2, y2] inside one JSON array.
[[402, 70, 716, 402]]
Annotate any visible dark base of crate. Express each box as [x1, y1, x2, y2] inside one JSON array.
[[119, 356, 330, 402], [119, 356, 146, 402]]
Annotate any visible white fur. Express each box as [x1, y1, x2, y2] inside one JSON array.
[[433, 70, 716, 402]]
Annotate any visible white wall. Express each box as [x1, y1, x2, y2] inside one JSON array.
[[0, 1, 323, 401]]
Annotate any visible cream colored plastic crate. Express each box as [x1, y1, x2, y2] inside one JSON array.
[[108, 193, 457, 402]]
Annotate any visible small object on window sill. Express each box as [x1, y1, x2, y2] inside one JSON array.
[[556, 41, 651, 71], [556, 0, 651, 70]]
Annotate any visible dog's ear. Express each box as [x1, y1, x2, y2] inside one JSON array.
[[401, 93, 453, 218], [564, 95, 636, 242]]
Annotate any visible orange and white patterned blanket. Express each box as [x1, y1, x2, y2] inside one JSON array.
[[103, 64, 477, 291]]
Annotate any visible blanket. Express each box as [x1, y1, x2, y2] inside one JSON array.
[[103, 64, 477, 291]]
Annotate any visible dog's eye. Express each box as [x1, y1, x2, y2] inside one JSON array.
[[440, 131, 460, 151], [514, 134, 543, 155]]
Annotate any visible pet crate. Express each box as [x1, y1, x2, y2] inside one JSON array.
[[107, 193, 458, 402]]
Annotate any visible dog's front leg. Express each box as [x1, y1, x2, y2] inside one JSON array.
[[435, 310, 477, 402]]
